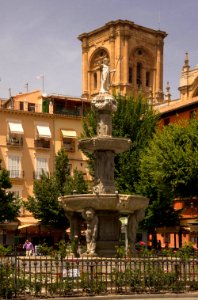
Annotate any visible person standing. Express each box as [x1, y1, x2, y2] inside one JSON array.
[[23, 239, 34, 256]]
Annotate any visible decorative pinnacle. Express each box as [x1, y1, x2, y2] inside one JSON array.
[[183, 52, 190, 72], [165, 81, 171, 102]]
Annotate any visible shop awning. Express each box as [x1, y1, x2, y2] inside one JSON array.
[[18, 224, 38, 230], [8, 122, 24, 134], [36, 125, 51, 138], [17, 216, 40, 230], [61, 129, 77, 138], [189, 225, 198, 233]]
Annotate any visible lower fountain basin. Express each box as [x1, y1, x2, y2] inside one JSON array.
[[59, 193, 149, 214]]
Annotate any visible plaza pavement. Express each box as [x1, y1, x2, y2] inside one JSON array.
[[37, 293, 198, 300]]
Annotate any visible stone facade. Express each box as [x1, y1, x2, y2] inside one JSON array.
[[78, 20, 167, 101]]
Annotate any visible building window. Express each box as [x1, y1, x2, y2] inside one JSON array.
[[136, 63, 142, 88], [94, 72, 97, 89], [35, 124, 51, 149], [62, 138, 75, 152], [146, 71, 150, 87], [129, 67, 133, 83], [20, 102, 24, 110], [28, 103, 35, 112], [164, 118, 170, 126], [8, 155, 22, 178], [8, 187, 22, 198], [190, 110, 196, 119], [35, 157, 48, 179], [61, 129, 76, 152]]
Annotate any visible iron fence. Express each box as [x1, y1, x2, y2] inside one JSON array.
[[0, 253, 198, 299]]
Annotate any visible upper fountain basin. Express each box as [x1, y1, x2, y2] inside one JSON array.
[[79, 137, 131, 153]]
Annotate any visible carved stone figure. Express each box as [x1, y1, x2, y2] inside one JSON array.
[[82, 208, 98, 255], [100, 58, 110, 93], [127, 209, 145, 253]]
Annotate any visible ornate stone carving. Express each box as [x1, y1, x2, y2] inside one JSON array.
[[82, 208, 98, 255], [127, 209, 145, 253]]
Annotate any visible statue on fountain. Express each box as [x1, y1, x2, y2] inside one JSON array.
[[82, 208, 98, 255]]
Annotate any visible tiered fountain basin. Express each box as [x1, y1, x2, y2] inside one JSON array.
[[59, 193, 149, 214], [79, 137, 131, 153]]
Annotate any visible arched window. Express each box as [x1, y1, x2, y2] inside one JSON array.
[[94, 72, 97, 89], [90, 49, 109, 95], [129, 67, 133, 83], [137, 63, 142, 88], [146, 71, 150, 87]]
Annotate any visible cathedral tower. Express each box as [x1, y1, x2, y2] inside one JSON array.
[[78, 20, 167, 101]]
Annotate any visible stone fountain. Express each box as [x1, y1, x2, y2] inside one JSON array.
[[59, 62, 149, 257]]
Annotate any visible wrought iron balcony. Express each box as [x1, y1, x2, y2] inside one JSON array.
[[62, 138, 75, 152], [33, 171, 50, 179], [8, 170, 24, 179], [34, 139, 50, 149], [6, 136, 23, 146]]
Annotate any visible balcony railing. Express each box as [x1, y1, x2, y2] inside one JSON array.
[[55, 108, 81, 116], [8, 170, 24, 179], [62, 139, 75, 152], [6, 136, 23, 146], [33, 171, 50, 179], [34, 139, 50, 149]]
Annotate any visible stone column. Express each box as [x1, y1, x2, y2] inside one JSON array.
[[123, 31, 130, 86], [115, 30, 122, 88], [109, 26, 115, 80], [155, 37, 164, 100], [82, 37, 89, 98]]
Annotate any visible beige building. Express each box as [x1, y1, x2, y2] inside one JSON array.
[[155, 52, 198, 123], [0, 90, 91, 244], [78, 19, 167, 101]]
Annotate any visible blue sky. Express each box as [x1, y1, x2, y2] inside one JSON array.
[[0, 0, 197, 99]]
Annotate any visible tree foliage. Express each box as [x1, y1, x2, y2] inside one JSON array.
[[0, 160, 20, 222], [82, 93, 159, 193], [113, 94, 159, 193], [138, 119, 198, 229], [25, 148, 88, 227], [54, 148, 70, 195]]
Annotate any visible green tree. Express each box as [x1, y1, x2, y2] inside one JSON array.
[[25, 172, 66, 227], [64, 169, 89, 195], [0, 160, 20, 222], [113, 94, 159, 193], [54, 148, 70, 195], [82, 94, 159, 193], [25, 149, 89, 227], [138, 119, 198, 230]]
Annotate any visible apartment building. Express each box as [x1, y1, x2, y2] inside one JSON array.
[[0, 90, 91, 245], [153, 53, 198, 249]]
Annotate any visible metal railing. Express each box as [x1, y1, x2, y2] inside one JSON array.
[[33, 171, 50, 179], [8, 170, 24, 179], [6, 136, 23, 146], [34, 139, 50, 149], [0, 253, 197, 298]]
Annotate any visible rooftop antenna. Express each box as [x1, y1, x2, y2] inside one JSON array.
[[25, 82, 29, 93], [8, 88, 12, 98], [158, 0, 161, 30]]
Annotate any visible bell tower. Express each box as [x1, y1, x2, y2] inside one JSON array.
[[78, 20, 167, 102]]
